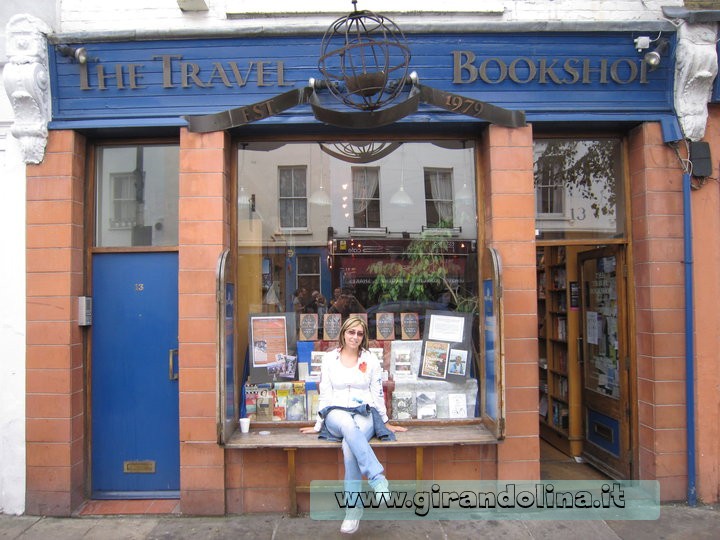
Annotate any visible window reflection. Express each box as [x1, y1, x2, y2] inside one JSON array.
[[96, 144, 179, 247], [534, 138, 624, 240]]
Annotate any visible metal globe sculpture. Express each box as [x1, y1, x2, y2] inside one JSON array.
[[318, 7, 411, 111]]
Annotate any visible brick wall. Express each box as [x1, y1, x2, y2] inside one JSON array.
[[692, 106, 720, 504], [178, 128, 231, 515], [628, 122, 688, 501], [25, 130, 86, 516], [481, 124, 541, 480]]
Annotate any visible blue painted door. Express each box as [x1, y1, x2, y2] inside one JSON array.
[[91, 252, 179, 498]]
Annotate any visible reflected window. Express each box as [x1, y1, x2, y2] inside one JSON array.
[[424, 168, 454, 227], [534, 138, 624, 240], [352, 167, 381, 228], [96, 144, 179, 247], [279, 166, 308, 229]]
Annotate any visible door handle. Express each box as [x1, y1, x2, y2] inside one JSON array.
[[168, 348, 179, 381]]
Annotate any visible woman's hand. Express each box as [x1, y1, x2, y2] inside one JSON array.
[[299, 426, 318, 434], [386, 423, 407, 433]]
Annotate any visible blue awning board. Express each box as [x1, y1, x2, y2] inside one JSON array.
[[49, 32, 678, 130]]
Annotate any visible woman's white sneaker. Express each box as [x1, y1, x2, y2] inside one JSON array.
[[340, 518, 360, 534]]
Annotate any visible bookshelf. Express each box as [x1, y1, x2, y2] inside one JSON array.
[[537, 246, 582, 457]]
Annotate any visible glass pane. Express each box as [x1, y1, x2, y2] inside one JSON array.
[[237, 141, 480, 421], [293, 199, 307, 227], [534, 139, 624, 240], [279, 199, 293, 228], [293, 169, 306, 196], [96, 144, 179, 247], [298, 255, 320, 274]]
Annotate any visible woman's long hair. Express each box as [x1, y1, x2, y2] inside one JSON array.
[[338, 315, 369, 351]]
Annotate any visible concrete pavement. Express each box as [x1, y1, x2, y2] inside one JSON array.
[[1, 504, 719, 539]]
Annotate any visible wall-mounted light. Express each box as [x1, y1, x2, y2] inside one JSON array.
[[644, 38, 669, 71], [56, 44, 88, 64]]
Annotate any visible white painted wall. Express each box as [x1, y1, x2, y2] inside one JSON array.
[[57, 1, 682, 33], [0, 87, 26, 517], [1, 0, 56, 516]]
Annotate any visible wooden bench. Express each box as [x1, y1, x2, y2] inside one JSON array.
[[225, 421, 499, 516]]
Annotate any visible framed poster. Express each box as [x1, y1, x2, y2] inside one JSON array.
[[251, 316, 288, 367]]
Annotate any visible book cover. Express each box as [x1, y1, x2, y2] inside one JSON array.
[[298, 313, 318, 341], [420, 340, 450, 380], [416, 391, 437, 419], [390, 340, 422, 381], [448, 393, 468, 419], [309, 351, 325, 381], [323, 313, 342, 341], [306, 389, 319, 421], [375, 312, 395, 340], [244, 383, 259, 420], [255, 384, 275, 421], [274, 382, 293, 421], [401, 312, 420, 340], [392, 390, 416, 420], [286, 390, 307, 421]]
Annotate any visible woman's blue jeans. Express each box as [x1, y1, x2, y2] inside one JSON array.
[[324, 408, 385, 492]]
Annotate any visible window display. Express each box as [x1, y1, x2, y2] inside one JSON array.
[[236, 140, 481, 423]]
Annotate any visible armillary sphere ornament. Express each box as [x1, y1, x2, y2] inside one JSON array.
[[317, 1, 411, 112], [184, 2, 526, 133]]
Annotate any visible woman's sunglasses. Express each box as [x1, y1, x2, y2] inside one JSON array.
[[346, 329, 365, 337]]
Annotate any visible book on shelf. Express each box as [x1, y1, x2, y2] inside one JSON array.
[[255, 384, 275, 421], [306, 389, 319, 422]]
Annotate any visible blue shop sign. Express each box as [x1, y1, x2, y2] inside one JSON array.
[[48, 32, 676, 129]]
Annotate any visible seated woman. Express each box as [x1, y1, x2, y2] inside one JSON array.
[[300, 315, 406, 535]]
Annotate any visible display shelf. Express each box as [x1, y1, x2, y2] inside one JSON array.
[[536, 245, 582, 457]]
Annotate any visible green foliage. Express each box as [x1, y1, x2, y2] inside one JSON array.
[[368, 227, 478, 314]]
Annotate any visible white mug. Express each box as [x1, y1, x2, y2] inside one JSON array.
[[239, 417, 250, 433]]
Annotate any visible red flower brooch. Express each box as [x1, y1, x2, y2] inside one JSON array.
[[358, 361, 367, 373]]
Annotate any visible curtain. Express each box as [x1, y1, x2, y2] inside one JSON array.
[[429, 170, 453, 223], [352, 168, 379, 215]]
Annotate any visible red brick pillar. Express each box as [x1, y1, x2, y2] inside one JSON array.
[[26, 131, 87, 515], [178, 129, 230, 514], [694, 106, 720, 503], [481, 124, 540, 480], [628, 123, 687, 500]]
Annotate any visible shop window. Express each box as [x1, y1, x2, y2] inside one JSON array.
[[95, 144, 179, 247], [424, 168, 454, 228], [225, 140, 503, 440], [534, 138, 624, 240], [279, 166, 308, 230], [352, 167, 381, 228]]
